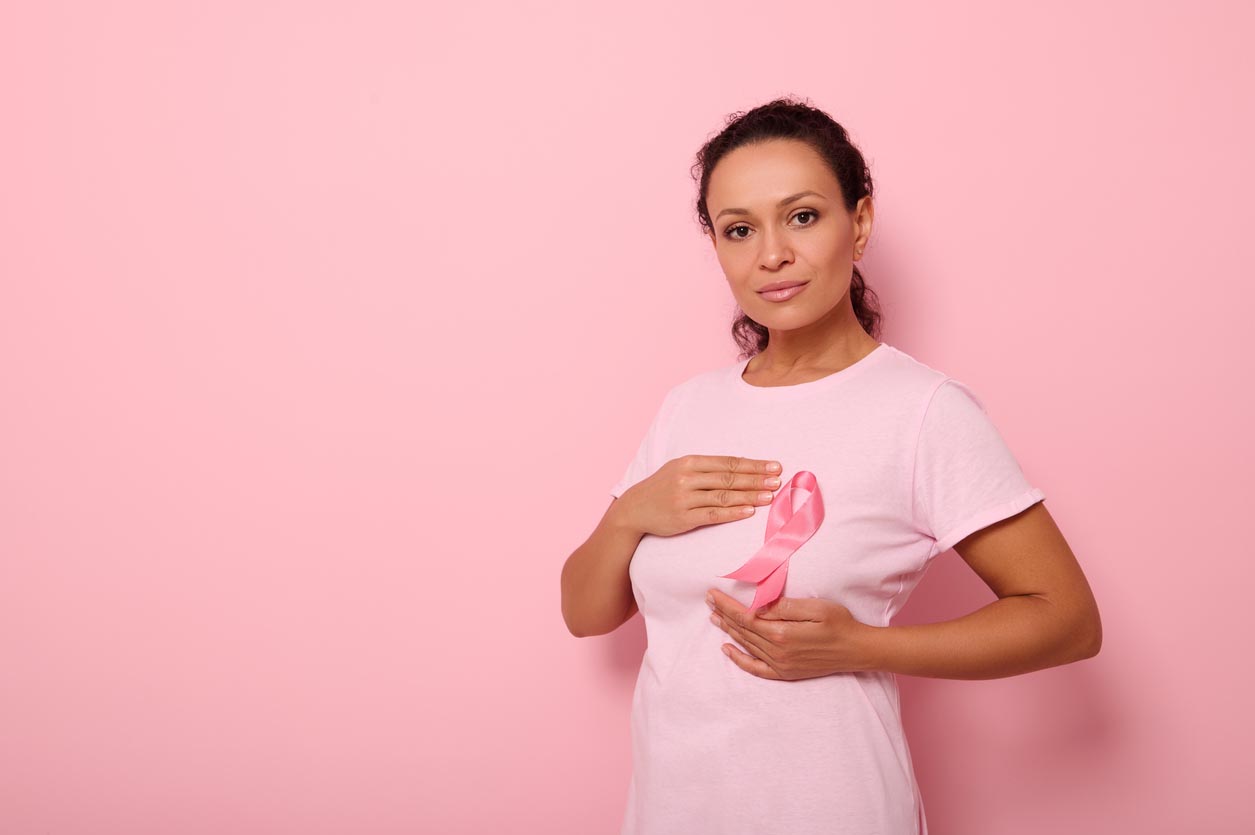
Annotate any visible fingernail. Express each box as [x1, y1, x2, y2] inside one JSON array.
[[767, 462, 781, 472], [705, 593, 715, 608]]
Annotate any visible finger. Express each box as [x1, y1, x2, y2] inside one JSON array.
[[682, 455, 784, 495], [688, 476, 780, 507], [675, 456, 784, 516], [712, 609, 780, 664], [720, 640, 781, 679], [708, 587, 749, 619], [709, 587, 772, 623], [684, 503, 762, 527], [685, 454, 782, 477], [751, 595, 825, 622], [695, 486, 778, 512], [682, 469, 778, 494], [707, 588, 737, 616]]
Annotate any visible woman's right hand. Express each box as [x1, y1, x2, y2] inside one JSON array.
[[614, 455, 784, 537]]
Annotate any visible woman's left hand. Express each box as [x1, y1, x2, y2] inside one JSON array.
[[706, 588, 877, 680]]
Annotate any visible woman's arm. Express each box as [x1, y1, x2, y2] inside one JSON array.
[[563, 455, 784, 638], [560, 498, 644, 638], [859, 502, 1102, 679]]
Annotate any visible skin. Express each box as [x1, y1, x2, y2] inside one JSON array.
[[700, 138, 1102, 680]]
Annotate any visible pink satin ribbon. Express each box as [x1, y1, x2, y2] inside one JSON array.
[[717, 470, 825, 614]]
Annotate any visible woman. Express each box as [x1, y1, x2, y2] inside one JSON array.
[[560, 97, 1102, 835]]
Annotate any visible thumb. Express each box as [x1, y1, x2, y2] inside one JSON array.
[[753, 595, 822, 621], [751, 595, 793, 620]]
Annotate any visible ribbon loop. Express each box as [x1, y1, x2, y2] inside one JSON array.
[[717, 470, 825, 613]]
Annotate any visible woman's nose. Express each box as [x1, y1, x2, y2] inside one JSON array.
[[758, 229, 793, 268]]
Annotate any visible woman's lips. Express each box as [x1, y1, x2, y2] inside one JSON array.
[[757, 282, 809, 302]]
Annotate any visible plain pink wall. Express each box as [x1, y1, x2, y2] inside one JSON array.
[[2, 1, 1251, 832]]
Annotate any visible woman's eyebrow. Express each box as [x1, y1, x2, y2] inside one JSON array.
[[715, 190, 826, 221]]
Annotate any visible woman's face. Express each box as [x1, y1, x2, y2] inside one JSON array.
[[705, 139, 871, 333]]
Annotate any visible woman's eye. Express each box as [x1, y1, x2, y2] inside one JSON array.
[[721, 211, 819, 241]]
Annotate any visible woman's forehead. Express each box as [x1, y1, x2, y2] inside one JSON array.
[[710, 142, 833, 199]]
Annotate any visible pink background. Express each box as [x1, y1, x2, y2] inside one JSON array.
[[2, 1, 1251, 832]]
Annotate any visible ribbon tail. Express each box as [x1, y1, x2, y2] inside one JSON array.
[[746, 559, 789, 614], [717, 550, 783, 584]]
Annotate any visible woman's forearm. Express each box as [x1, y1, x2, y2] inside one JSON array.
[[560, 499, 644, 638], [858, 594, 1100, 680]]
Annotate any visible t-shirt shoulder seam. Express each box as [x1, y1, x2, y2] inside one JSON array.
[[882, 345, 949, 381]]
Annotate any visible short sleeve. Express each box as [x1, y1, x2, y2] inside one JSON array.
[[912, 379, 1046, 556], [609, 385, 682, 499]]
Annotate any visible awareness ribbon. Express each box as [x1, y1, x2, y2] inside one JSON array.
[[717, 470, 825, 614]]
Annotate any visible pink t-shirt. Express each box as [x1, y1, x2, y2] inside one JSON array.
[[609, 342, 1046, 835]]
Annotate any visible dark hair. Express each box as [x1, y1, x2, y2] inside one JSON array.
[[691, 96, 882, 358]]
